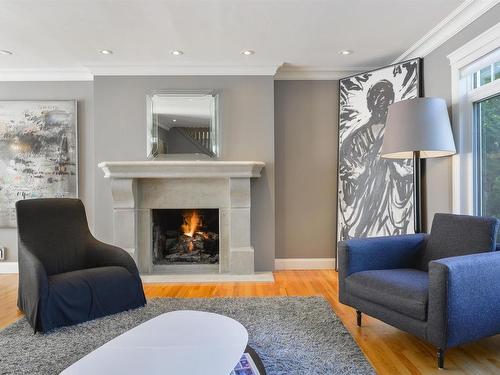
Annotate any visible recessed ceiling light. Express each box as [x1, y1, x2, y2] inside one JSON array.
[[170, 50, 183, 56], [172, 119, 177, 122], [241, 50, 255, 56], [0, 50, 13, 55], [100, 49, 113, 55], [339, 49, 353, 55]]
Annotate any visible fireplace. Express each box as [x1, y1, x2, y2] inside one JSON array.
[[152, 209, 219, 265], [99, 160, 268, 279]]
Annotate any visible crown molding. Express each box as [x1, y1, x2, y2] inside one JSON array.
[[393, 0, 499, 63], [0, 64, 370, 81], [88, 64, 282, 76], [0, 68, 93, 81], [447, 21, 500, 68], [274, 66, 374, 80], [0, 64, 282, 81]]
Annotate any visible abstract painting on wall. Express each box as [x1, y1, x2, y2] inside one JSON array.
[[337, 58, 422, 242], [0, 100, 77, 227]]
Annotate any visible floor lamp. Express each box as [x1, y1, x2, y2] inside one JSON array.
[[381, 97, 456, 233]]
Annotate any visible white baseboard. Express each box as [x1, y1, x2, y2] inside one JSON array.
[[274, 258, 336, 270], [0, 259, 337, 274], [141, 272, 274, 283], [0, 261, 18, 274]]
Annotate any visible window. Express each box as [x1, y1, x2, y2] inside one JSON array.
[[449, 23, 500, 215], [472, 60, 500, 89], [469, 56, 500, 218], [474, 94, 500, 217]]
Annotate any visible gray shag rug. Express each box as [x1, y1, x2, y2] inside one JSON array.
[[0, 297, 374, 375]]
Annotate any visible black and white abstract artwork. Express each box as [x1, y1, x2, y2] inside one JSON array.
[[0, 101, 77, 227], [337, 58, 422, 241]]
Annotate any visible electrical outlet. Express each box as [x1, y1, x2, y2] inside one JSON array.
[[0, 246, 6, 261]]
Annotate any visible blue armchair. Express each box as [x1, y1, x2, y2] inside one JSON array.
[[338, 213, 500, 368]]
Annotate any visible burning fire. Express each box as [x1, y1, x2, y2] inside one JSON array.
[[181, 210, 202, 238]]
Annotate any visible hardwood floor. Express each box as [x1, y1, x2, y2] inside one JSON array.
[[1, 270, 499, 374]]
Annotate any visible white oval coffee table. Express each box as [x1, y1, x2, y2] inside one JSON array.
[[60, 310, 249, 375]]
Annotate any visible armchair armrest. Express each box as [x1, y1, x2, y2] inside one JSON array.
[[85, 237, 140, 279], [17, 247, 49, 331], [428, 251, 500, 349]]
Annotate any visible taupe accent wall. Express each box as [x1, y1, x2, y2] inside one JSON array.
[[275, 81, 338, 259], [423, 3, 500, 229], [93, 76, 275, 271], [273, 4, 500, 258], [0, 82, 94, 261]]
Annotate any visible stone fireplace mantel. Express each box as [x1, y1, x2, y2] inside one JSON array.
[[99, 160, 265, 179], [98, 160, 266, 280]]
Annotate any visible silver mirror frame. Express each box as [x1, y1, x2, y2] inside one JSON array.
[[146, 90, 220, 160]]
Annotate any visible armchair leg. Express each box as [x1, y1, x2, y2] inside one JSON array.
[[356, 310, 362, 327], [437, 348, 445, 369]]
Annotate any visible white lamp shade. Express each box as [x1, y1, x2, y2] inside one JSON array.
[[381, 97, 456, 159]]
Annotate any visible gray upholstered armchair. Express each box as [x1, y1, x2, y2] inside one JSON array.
[[338, 213, 500, 368]]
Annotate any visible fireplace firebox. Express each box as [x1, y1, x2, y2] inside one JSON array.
[[152, 209, 219, 265]]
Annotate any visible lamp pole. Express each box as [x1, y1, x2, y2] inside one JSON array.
[[413, 150, 422, 233]]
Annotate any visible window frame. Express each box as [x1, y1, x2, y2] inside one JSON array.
[[472, 88, 500, 215], [449, 23, 500, 215]]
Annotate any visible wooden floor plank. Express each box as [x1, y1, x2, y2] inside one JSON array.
[[1, 270, 499, 375]]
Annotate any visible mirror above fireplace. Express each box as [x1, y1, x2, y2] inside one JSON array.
[[146, 91, 220, 159]]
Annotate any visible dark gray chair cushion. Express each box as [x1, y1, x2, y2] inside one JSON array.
[[346, 268, 429, 321], [416, 213, 499, 271], [45, 266, 143, 330]]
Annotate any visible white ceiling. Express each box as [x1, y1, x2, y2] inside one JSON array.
[[0, 0, 466, 77]]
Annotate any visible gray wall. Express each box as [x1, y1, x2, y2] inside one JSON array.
[[275, 81, 338, 259], [0, 81, 94, 261], [93, 76, 275, 271], [1, 4, 498, 264], [423, 4, 500, 229]]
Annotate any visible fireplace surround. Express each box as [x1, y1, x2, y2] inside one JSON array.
[[98, 161, 266, 279]]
